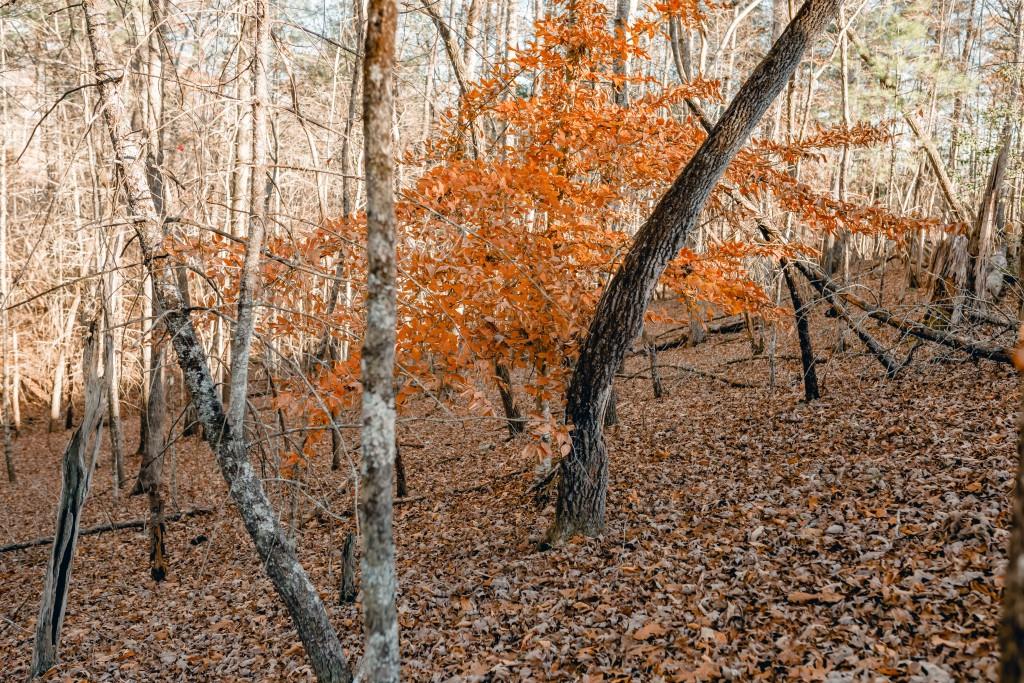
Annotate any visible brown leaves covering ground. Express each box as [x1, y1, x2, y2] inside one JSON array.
[[0, 300, 1016, 681]]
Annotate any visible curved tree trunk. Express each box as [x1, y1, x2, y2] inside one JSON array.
[[546, 0, 841, 544]]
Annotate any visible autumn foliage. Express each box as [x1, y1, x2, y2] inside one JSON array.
[[187, 0, 936, 464]]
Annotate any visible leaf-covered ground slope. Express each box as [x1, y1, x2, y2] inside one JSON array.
[[0, 304, 1016, 681]]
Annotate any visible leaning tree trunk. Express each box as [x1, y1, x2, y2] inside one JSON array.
[[82, 0, 352, 680], [546, 0, 841, 544], [31, 327, 105, 678], [356, 0, 400, 679]]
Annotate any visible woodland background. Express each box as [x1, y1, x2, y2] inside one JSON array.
[[1, 0, 1023, 679]]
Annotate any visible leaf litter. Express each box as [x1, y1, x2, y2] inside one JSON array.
[[0, 304, 1016, 681]]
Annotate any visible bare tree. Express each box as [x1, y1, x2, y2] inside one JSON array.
[[82, 0, 352, 679]]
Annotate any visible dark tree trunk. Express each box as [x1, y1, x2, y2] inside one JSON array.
[[782, 262, 819, 401], [330, 411, 344, 470], [546, 0, 841, 544], [395, 440, 407, 498], [495, 361, 525, 437], [339, 532, 357, 604], [603, 385, 619, 427]]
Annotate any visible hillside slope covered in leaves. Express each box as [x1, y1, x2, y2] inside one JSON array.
[[1, 295, 1015, 681]]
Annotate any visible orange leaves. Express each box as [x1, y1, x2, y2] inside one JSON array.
[[211, 0, 932, 438], [1012, 324, 1024, 371]]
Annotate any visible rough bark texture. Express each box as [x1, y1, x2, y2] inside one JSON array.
[[31, 329, 105, 678], [82, 1, 352, 680], [547, 0, 841, 544], [495, 361, 525, 437], [357, 0, 400, 680], [340, 532, 357, 604]]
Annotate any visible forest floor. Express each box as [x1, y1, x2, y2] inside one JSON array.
[[0, 281, 1018, 682]]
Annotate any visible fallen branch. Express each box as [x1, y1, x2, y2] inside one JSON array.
[[796, 258, 1012, 365], [966, 307, 1018, 332], [790, 260, 905, 378], [624, 363, 756, 388], [0, 507, 213, 554], [634, 316, 747, 355]]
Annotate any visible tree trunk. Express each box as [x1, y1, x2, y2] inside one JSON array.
[[82, 1, 352, 679], [612, 0, 632, 107], [782, 261, 819, 401], [102, 236, 125, 491], [340, 532, 357, 604], [49, 294, 80, 432], [495, 361, 525, 437], [31, 328, 105, 677], [357, 0, 400, 678], [546, 0, 840, 544], [395, 440, 408, 498], [131, 341, 168, 581]]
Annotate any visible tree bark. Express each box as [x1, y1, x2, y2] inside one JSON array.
[[357, 0, 401, 679], [340, 531, 357, 604], [612, 0, 632, 107], [31, 327, 105, 677], [782, 261, 819, 401], [546, 0, 841, 544], [82, 1, 352, 679], [495, 361, 525, 437], [131, 341, 168, 581]]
